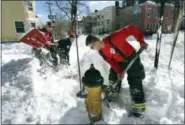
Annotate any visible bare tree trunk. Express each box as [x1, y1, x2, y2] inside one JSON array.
[[172, 0, 181, 32], [71, 0, 77, 33]]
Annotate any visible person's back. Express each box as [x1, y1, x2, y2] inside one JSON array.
[[58, 38, 71, 54], [33, 21, 57, 67], [57, 35, 75, 65]]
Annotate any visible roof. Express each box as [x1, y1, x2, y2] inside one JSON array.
[[89, 5, 115, 16], [139, 1, 174, 7], [139, 1, 160, 7]]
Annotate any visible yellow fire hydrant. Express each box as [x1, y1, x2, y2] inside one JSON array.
[[82, 64, 104, 123]]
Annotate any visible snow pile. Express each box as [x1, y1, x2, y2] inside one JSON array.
[[1, 32, 184, 124], [2, 43, 32, 65]]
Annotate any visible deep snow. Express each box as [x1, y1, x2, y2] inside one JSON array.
[[1, 32, 184, 124]]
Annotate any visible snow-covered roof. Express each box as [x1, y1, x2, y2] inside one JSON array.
[[77, 16, 83, 21], [165, 3, 174, 7], [89, 5, 114, 16], [139, 1, 160, 6], [139, 1, 174, 7]]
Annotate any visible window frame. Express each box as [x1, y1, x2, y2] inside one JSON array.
[[30, 22, 36, 28], [153, 23, 155, 31], [27, 1, 33, 11], [146, 23, 150, 31], [14, 21, 25, 33], [146, 8, 152, 18]]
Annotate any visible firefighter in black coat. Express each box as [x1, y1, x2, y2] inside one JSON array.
[[57, 35, 75, 65]]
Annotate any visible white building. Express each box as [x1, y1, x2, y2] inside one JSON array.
[[89, 6, 116, 34]]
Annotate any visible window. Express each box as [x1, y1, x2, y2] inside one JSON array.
[[15, 21, 25, 33], [154, 10, 158, 18], [146, 23, 150, 31], [153, 23, 155, 31], [27, 1, 33, 11], [156, 22, 158, 30], [165, 24, 168, 30], [31, 22, 35, 28], [147, 8, 152, 17], [107, 19, 110, 24]]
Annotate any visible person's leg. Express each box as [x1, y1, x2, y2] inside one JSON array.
[[107, 68, 122, 100], [48, 47, 58, 67], [65, 53, 70, 66], [127, 78, 145, 103], [58, 51, 67, 65], [127, 78, 145, 117], [127, 57, 146, 117], [61, 53, 68, 65]]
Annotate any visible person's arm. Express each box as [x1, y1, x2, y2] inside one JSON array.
[[105, 58, 123, 74]]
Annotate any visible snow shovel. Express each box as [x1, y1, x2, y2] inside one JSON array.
[[19, 28, 48, 48]]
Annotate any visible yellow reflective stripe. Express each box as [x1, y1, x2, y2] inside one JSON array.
[[131, 103, 146, 108], [110, 93, 119, 96], [132, 105, 146, 109]]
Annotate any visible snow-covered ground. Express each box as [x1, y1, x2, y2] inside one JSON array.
[[1, 32, 184, 124]]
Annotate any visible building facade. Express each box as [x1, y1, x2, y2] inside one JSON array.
[[2, 1, 41, 41], [120, 1, 174, 34], [139, 1, 174, 34], [139, 1, 160, 34], [83, 1, 174, 35], [87, 6, 117, 34]]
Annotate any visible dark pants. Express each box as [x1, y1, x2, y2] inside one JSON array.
[[48, 47, 58, 67], [58, 51, 70, 65], [32, 48, 45, 66], [109, 53, 145, 103]]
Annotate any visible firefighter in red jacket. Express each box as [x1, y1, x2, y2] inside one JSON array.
[[33, 21, 57, 67], [85, 25, 148, 117]]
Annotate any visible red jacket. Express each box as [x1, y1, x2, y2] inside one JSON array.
[[39, 28, 53, 48], [100, 25, 144, 74]]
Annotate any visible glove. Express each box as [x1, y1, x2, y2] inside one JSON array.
[[118, 72, 125, 80], [141, 42, 148, 50]]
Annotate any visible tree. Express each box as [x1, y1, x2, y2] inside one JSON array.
[[53, 19, 70, 39], [119, 7, 141, 28], [54, 0, 90, 33], [138, 0, 146, 4]]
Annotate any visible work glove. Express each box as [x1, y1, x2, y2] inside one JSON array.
[[141, 42, 148, 50]]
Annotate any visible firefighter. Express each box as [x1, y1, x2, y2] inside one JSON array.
[[85, 25, 148, 117], [32, 21, 58, 67], [57, 35, 75, 65]]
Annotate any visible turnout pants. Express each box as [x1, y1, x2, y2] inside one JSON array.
[[58, 51, 70, 65], [109, 52, 145, 104]]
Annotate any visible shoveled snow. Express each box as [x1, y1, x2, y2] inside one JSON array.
[[1, 32, 184, 124]]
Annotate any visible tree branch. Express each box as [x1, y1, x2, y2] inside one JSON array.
[[56, 1, 71, 19]]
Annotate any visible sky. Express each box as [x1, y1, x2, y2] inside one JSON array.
[[35, 1, 116, 24]]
